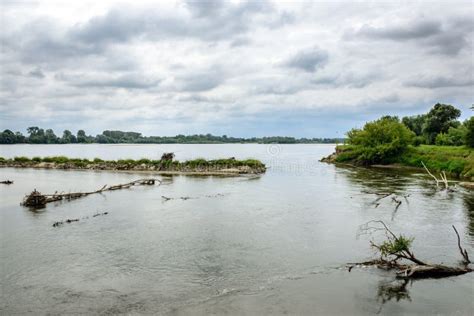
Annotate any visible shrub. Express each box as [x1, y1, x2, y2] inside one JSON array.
[[435, 125, 467, 146], [14, 156, 30, 163], [346, 117, 415, 164], [465, 116, 474, 148], [412, 136, 425, 147]]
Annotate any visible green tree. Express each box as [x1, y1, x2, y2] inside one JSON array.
[[27, 126, 46, 143], [402, 114, 426, 136], [0, 129, 16, 144], [61, 130, 77, 143], [435, 125, 467, 146], [15, 132, 26, 143], [45, 129, 59, 144], [346, 116, 415, 164], [465, 116, 474, 148], [422, 103, 461, 144], [77, 130, 87, 143]]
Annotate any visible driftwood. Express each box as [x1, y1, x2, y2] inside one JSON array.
[[1, 180, 13, 184], [22, 179, 161, 208], [161, 193, 225, 202], [363, 191, 406, 218], [351, 221, 473, 279], [421, 161, 453, 191], [52, 211, 109, 227]]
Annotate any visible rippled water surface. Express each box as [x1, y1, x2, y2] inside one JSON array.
[[1, 144, 473, 315]]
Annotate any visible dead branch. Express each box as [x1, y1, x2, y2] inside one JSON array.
[[22, 178, 161, 208], [452, 225, 471, 265], [52, 211, 109, 227], [391, 197, 402, 210], [421, 161, 440, 187], [421, 161, 452, 190], [354, 221, 473, 279], [161, 193, 225, 202]]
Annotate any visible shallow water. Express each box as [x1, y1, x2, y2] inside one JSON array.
[[0, 144, 473, 315]]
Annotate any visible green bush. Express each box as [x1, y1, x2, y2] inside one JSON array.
[[412, 136, 425, 147], [346, 117, 415, 164], [435, 125, 467, 146], [465, 116, 474, 148], [14, 156, 30, 163]]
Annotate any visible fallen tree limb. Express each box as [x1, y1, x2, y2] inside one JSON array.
[[352, 221, 472, 279], [453, 225, 471, 265], [22, 178, 161, 208], [421, 161, 453, 191], [52, 211, 109, 227], [161, 193, 225, 202]]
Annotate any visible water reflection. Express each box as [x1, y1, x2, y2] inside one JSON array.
[[336, 165, 411, 194], [463, 190, 474, 236], [376, 279, 412, 314]]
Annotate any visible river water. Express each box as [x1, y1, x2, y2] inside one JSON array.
[[0, 144, 473, 315]]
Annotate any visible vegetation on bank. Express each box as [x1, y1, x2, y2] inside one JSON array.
[[0, 156, 266, 174], [324, 103, 473, 179], [0, 128, 344, 144], [336, 145, 473, 178]]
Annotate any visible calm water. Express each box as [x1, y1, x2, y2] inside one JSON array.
[[0, 144, 473, 315]]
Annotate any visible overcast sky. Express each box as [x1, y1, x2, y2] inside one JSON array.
[[1, 0, 472, 137]]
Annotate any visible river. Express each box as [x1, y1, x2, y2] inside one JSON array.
[[0, 144, 473, 315]]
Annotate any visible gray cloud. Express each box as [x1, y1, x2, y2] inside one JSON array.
[[1, 1, 473, 137], [176, 68, 226, 92], [56, 73, 161, 89], [312, 71, 381, 88], [350, 18, 472, 56], [2, 1, 289, 65], [404, 74, 474, 89], [355, 20, 441, 40], [284, 47, 329, 72], [28, 68, 45, 78]]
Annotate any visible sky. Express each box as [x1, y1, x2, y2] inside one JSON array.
[[0, 0, 473, 138]]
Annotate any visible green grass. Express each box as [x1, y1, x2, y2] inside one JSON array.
[[397, 145, 473, 178], [335, 144, 473, 179]]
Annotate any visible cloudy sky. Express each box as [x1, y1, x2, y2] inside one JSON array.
[[1, 0, 472, 137]]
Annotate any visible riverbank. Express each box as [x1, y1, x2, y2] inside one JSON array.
[[0, 156, 266, 176], [322, 145, 473, 181]]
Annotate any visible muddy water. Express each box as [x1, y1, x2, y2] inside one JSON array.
[[0, 144, 473, 315]]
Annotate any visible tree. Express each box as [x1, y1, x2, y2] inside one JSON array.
[[45, 129, 59, 144], [77, 130, 87, 143], [61, 130, 77, 143], [422, 103, 461, 144], [465, 116, 474, 148], [15, 132, 26, 143], [27, 126, 46, 143], [435, 125, 467, 146], [0, 129, 16, 144], [402, 114, 426, 136], [346, 116, 415, 164]]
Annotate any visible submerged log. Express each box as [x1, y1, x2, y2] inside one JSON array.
[[22, 178, 161, 208], [397, 265, 472, 279], [352, 221, 473, 280]]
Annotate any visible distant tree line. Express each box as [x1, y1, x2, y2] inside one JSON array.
[[0, 128, 345, 144]]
